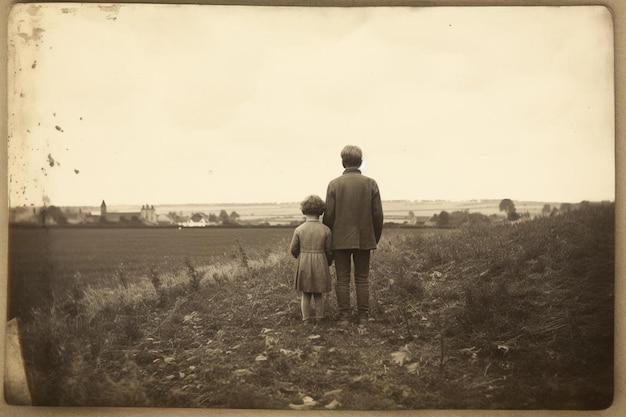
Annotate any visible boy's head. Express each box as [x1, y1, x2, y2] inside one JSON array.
[[300, 195, 325, 216], [341, 145, 363, 168]]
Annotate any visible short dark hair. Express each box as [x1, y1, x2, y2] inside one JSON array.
[[300, 195, 325, 216], [341, 145, 363, 168]]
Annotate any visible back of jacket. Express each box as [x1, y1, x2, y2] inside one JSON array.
[[323, 168, 383, 250]]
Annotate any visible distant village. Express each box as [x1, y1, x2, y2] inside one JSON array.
[[9, 200, 249, 227]]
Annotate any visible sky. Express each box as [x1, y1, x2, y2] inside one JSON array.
[[7, 4, 615, 206]]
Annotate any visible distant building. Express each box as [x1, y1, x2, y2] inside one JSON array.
[[86, 200, 158, 225], [179, 212, 213, 227], [65, 208, 86, 225]]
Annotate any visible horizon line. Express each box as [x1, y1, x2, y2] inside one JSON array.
[[9, 197, 615, 209]]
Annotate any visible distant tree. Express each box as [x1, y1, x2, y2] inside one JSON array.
[[209, 213, 219, 223], [229, 211, 240, 223], [167, 211, 178, 222], [542, 204, 551, 217], [436, 210, 449, 227], [579, 200, 591, 211], [448, 210, 473, 228], [499, 198, 514, 214], [218, 210, 230, 224], [499, 199, 519, 221], [42, 205, 68, 225], [550, 207, 559, 217], [560, 203, 573, 213], [408, 211, 416, 224], [466, 212, 491, 226]]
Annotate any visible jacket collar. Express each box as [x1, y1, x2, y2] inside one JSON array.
[[343, 167, 361, 174]]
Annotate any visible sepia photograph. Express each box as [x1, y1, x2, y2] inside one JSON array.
[[3, 1, 619, 413]]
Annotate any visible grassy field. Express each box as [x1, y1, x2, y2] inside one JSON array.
[[7, 227, 295, 320], [10, 204, 614, 409]]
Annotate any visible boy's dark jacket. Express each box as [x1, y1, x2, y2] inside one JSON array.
[[323, 168, 384, 250]]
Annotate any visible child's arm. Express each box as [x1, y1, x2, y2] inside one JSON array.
[[325, 229, 333, 266], [289, 230, 300, 258]]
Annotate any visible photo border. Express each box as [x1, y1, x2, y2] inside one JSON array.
[[1, 1, 622, 417]]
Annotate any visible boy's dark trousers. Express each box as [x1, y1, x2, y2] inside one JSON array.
[[333, 249, 371, 319]]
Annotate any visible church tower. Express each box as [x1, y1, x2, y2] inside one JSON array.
[[101, 200, 107, 217]]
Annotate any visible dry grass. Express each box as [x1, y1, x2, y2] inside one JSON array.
[[17, 203, 614, 409]]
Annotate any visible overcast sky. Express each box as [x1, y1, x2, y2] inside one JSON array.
[[8, 4, 614, 206]]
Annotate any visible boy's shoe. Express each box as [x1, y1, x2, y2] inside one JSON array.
[[303, 318, 315, 325], [357, 313, 370, 325], [336, 313, 350, 327]]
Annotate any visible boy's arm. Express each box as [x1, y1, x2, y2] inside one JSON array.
[[372, 181, 384, 243], [325, 229, 333, 266], [322, 183, 335, 230]]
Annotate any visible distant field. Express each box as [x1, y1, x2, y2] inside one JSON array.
[[8, 227, 295, 319], [67, 200, 561, 225], [160, 200, 560, 219]]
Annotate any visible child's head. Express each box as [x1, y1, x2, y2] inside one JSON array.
[[300, 195, 325, 216]]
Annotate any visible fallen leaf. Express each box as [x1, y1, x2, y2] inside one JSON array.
[[265, 335, 279, 349], [391, 351, 408, 366], [406, 362, 421, 375], [279, 348, 302, 358], [289, 396, 318, 410], [308, 334, 321, 340], [497, 344, 510, 354], [351, 375, 368, 384], [391, 345, 411, 366], [183, 312, 198, 323], [325, 399, 341, 409], [164, 357, 175, 364], [255, 354, 268, 362], [233, 369, 254, 378], [323, 389, 343, 398]]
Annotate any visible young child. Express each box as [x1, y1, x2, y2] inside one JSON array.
[[289, 195, 333, 325]]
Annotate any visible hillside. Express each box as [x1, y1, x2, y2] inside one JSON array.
[[17, 203, 614, 409]]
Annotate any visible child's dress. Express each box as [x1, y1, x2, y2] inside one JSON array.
[[290, 219, 332, 292]]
